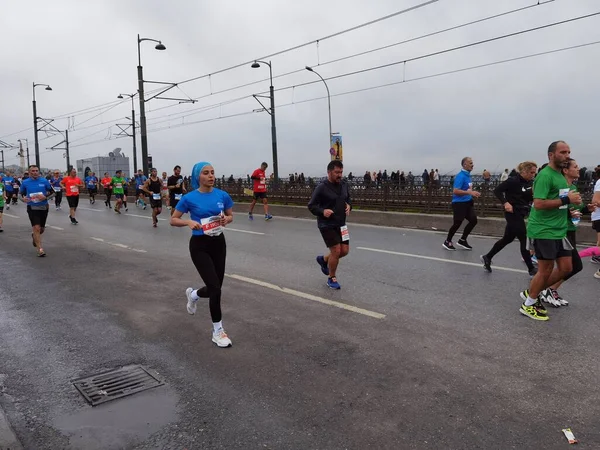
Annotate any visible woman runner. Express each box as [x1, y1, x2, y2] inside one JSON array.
[[170, 161, 234, 348], [481, 161, 538, 275]]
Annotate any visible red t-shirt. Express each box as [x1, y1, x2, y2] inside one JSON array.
[[101, 177, 112, 188], [252, 169, 267, 193], [64, 177, 82, 196]]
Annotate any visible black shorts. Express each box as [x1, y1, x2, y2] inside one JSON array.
[[530, 238, 573, 261], [88, 188, 97, 195], [319, 226, 349, 248], [592, 220, 600, 232], [123, 188, 128, 196], [0, 206, 3, 213], [253, 192, 267, 200], [27, 207, 49, 228], [452, 200, 476, 222], [136, 189, 145, 197], [67, 196, 80, 208], [171, 198, 181, 210], [150, 199, 162, 209]]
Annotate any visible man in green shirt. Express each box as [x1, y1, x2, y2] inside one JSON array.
[[519, 141, 582, 321], [111, 170, 126, 214]]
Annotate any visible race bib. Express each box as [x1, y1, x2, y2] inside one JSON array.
[[340, 225, 349, 242], [260, 177, 266, 185], [13, 183, 19, 189], [174, 194, 182, 200], [152, 193, 161, 200], [53, 186, 61, 192], [115, 183, 122, 189], [138, 185, 144, 190], [200, 215, 223, 236], [29, 192, 43, 203], [70, 185, 79, 194], [559, 188, 570, 210]]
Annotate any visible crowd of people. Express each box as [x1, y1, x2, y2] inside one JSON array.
[[1, 140, 599, 348]]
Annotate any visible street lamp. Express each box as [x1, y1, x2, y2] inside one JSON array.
[[137, 34, 166, 176], [251, 60, 279, 181], [117, 93, 138, 173], [305, 66, 332, 153], [32, 83, 52, 168]]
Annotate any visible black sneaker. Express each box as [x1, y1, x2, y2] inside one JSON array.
[[456, 238, 472, 250], [480, 255, 492, 272], [442, 240, 456, 251]]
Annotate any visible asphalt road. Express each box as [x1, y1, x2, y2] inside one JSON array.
[[0, 200, 599, 449]]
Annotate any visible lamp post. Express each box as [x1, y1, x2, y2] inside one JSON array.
[[305, 67, 333, 154], [251, 60, 279, 181], [32, 83, 52, 168], [117, 93, 138, 173], [137, 34, 166, 176]]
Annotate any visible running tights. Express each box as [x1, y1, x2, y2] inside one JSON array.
[[105, 189, 112, 204], [486, 213, 533, 270], [447, 201, 478, 242], [189, 234, 226, 323], [563, 231, 583, 282], [55, 191, 62, 207]]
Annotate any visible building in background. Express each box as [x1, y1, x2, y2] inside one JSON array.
[[76, 148, 130, 179]]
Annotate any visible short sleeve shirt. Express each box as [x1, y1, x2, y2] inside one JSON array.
[[63, 177, 82, 196], [20, 177, 52, 207], [591, 180, 600, 222], [175, 188, 234, 236], [526, 166, 569, 239], [111, 177, 125, 194], [252, 169, 267, 193], [452, 170, 472, 203]]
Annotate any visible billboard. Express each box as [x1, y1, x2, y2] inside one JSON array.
[[330, 134, 343, 162]]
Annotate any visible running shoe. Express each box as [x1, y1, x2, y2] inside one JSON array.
[[125, 207, 128, 211], [73, 218, 79, 224], [456, 238, 472, 250], [316, 255, 329, 276], [523, 255, 538, 265], [212, 328, 232, 348], [248, 212, 253, 221], [327, 277, 341, 289], [143, 204, 147, 210], [114, 207, 121, 214], [0, 227, 3, 232], [519, 303, 549, 321], [442, 240, 456, 251], [5, 205, 8, 210], [57, 206, 61, 210], [480, 254, 492, 272], [550, 289, 568, 306], [265, 214, 273, 221], [528, 267, 538, 277], [37, 248, 46, 257], [55, 206, 59, 211], [540, 288, 561, 308], [153, 222, 157, 228], [185, 288, 198, 315], [519, 290, 548, 315], [591, 256, 600, 265]]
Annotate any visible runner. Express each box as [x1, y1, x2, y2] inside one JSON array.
[[85, 171, 98, 204], [544, 158, 595, 306], [308, 160, 352, 290], [111, 170, 126, 214], [143, 168, 163, 227], [170, 161, 234, 348], [443, 157, 480, 250], [161, 171, 170, 209], [590, 167, 600, 273], [168, 165, 186, 216], [101, 172, 113, 208], [122, 172, 130, 211], [50, 170, 63, 210], [19, 165, 53, 256], [481, 161, 537, 276], [519, 141, 581, 321], [0, 173, 5, 232], [134, 169, 147, 209], [11, 172, 21, 206], [61, 168, 83, 224], [248, 162, 273, 221], [3, 171, 14, 210]]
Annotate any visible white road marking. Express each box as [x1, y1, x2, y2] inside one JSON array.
[[3, 213, 20, 219], [125, 213, 166, 220], [227, 228, 265, 235], [48, 226, 64, 231], [225, 273, 385, 319], [89, 236, 146, 253], [78, 207, 103, 213], [357, 247, 528, 274]]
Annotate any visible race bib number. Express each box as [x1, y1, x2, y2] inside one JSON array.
[[13, 184, 19, 189], [559, 188, 570, 210], [70, 185, 79, 194], [29, 192, 43, 203], [340, 225, 349, 242], [174, 194, 182, 200], [200, 215, 223, 236], [115, 183, 122, 189], [152, 193, 161, 200], [53, 186, 61, 192], [138, 185, 144, 190]]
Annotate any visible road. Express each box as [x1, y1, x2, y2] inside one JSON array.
[[0, 201, 599, 449]]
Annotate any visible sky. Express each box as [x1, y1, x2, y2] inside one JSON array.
[[2, 0, 600, 178]]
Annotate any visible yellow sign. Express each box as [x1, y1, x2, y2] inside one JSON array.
[[330, 135, 343, 162]]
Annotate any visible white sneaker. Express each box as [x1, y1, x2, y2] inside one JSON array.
[[212, 328, 232, 347], [541, 289, 561, 307], [185, 288, 197, 315], [594, 270, 600, 279]]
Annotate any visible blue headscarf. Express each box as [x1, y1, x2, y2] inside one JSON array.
[[190, 161, 212, 190]]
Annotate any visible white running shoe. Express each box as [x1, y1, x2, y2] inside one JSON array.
[[541, 289, 561, 307], [212, 328, 232, 348], [594, 270, 600, 279], [185, 288, 197, 315]]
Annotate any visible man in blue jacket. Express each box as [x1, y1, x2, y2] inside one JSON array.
[[443, 157, 481, 251]]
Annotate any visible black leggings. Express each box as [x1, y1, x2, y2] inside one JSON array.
[[485, 213, 533, 270], [189, 234, 227, 323], [447, 200, 478, 241], [55, 191, 62, 207], [105, 189, 112, 204], [563, 230, 583, 282]]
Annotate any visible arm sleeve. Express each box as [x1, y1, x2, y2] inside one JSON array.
[[493, 178, 511, 203], [308, 184, 325, 217]]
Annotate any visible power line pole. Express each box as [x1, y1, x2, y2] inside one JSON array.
[[65, 129, 71, 172]]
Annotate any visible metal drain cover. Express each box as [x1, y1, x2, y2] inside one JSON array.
[[72, 364, 164, 406]]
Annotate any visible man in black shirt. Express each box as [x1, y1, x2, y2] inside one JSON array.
[[308, 160, 352, 290], [167, 165, 187, 216]]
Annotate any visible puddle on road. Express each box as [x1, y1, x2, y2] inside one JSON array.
[[54, 386, 179, 449]]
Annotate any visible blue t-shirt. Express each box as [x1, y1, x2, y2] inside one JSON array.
[[452, 169, 473, 203], [20, 177, 52, 207], [50, 177, 63, 189], [4, 176, 14, 192], [85, 176, 98, 188], [175, 188, 234, 236], [134, 175, 147, 189]]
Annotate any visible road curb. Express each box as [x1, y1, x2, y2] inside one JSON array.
[[0, 402, 22, 450]]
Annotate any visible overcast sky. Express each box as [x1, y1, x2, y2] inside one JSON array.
[[2, 0, 600, 177]]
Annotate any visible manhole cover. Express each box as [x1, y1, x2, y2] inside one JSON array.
[[72, 364, 164, 406]]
